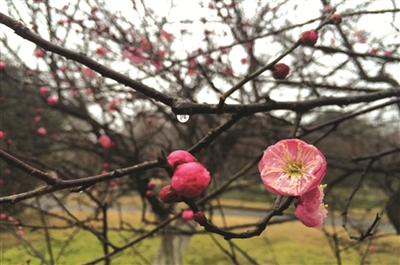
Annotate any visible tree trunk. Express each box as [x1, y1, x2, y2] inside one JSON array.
[[151, 218, 195, 265], [386, 185, 400, 234]]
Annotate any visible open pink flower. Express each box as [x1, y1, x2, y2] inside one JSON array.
[[98, 135, 112, 149], [171, 162, 211, 198], [295, 184, 328, 228], [167, 150, 197, 168], [258, 139, 326, 196]]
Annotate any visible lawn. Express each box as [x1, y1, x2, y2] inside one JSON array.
[[1, 208, 399, 265]]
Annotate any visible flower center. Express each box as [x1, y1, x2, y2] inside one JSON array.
[[286, 162, 304, 177]]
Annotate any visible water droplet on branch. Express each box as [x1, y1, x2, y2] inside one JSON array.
[[176, 114, 190, 123]]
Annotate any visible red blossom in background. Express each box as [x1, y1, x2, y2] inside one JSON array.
[[98, 135, 112, 149], [39, 86, 50, 96], [258, 139, 327, 196], [37, 127, 47, 135], [123, 47, 146, 64], [96, 46, 107, 56], [138, 38, 152, 51], [0, 61, 6, 70], [47, 95, 59, 105], [0, 131, 6, 140], [35, 49, 44, 57]]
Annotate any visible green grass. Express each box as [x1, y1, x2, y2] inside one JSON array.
[[1, 213, 399, 265]]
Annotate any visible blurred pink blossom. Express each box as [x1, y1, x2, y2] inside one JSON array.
[[82, 67, 96, 78], [37, 127, 47, 135], [167, 150, 197, 168], [98, 135, 112, 149], [161, 30, 173, 42], [182, 210, 194, 220], [47, 95, 59, 105], [123, 48, 146, 64], [0, 61, 6, 70], [258, 139, 327, 196], [35, 49, 44, 57]]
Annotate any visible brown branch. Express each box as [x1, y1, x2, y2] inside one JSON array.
[[173, 88, 400, 115]]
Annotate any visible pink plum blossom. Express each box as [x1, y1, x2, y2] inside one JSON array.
[[109, 181, 117, 187], [240, 58, 250, 65], [258, 139, 327, 196], [47, 95, 59, 105], [0, 213, 6, 219], [193, 211, 206, 222], [85, 88, 93, 95], [98, 135, 112, 149], [0, 61, 6, 70], [146, 190, 154, 197], [170, 162, 211, 198], [35, 49, 44, 57], [17, 230, 24, 236], [384, 50, 392, 57], [0, 131, 6, 140], [39, 86, 50, 96], [7, 216, 14, 222], [205, 56, 214, 65], [82, 67, 96, 78], [35, 116, 41, 122], [295, 184, 328, 228], [167, 150, 197, 168], [161, 30, 173, 42], [159, 184, 183, 203], [182, 210, 194, 220], [37, 127, 47, 135]]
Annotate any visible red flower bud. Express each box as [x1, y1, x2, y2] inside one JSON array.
[[329, 14, 342, 25], [167, 150, 197, 168], [271, 63, 290, 80], [299, 30, 318, 46]]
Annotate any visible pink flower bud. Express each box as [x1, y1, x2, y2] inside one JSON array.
[[271, 63, 290, 80], [14, 221, 21, 226], [102, 163, 109, 169], [39, 86, 49, 96], [85, 88, 93, 95], [369, 246, 375, 251], [0, 213, 6, 219], [47, 95, 59, 105], [161, 30, 173, 42], [193, 211, 206, 222], [7, 216, 14, 222], [384, 50, 392, 57], [17, 230, 24, 236], [299, 30, 319, 46], [170, 162, 211, 198], [159, 184, 183, 203], [37, 127, 47, 135], [0, 131, 6, 140], [35, 116, 42, 122], [182, 210, 194, 220], [98, 135, 112, 149], [167, 150, 197, 168], [35, 49, 44, 57], [0, 61, 6, 70], [147, 181, 156, 189], [329, 14, 342, 25], [145, 190, 154, 197]]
